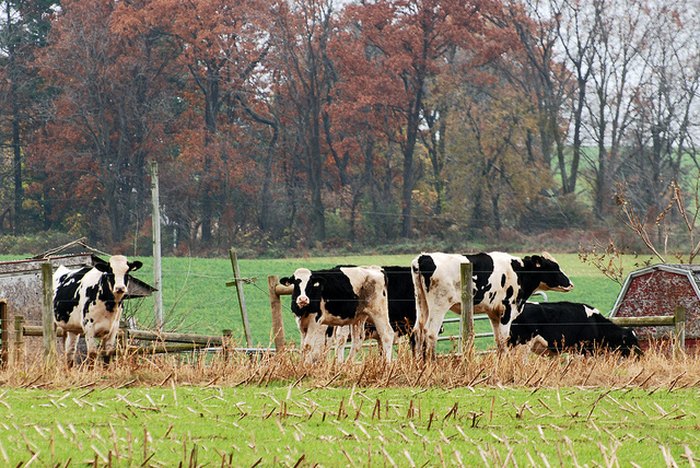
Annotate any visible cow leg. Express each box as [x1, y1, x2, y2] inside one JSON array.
[[490, 318, 509, 354], [424, 309, 448, 359], [369, 313, 394, 363], [82, 322, 100, 364], [346, 318, 367, 362], [333, 326, 350, 363], [64, 331, 80, 366], [101, 319, 121, 364]]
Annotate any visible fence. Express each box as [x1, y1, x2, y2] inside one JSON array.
[[610, 306, 686, 357]]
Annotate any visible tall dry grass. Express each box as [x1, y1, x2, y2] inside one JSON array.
[[1, 340, 698, 390]]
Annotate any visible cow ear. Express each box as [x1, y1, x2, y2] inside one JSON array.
[[279, 276, 293, 286], [94, 262, 110, 273], [128, 261, 143, 272]]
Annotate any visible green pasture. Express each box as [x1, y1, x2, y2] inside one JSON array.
[[0, 253, 650, 349], [1, 385, 697, 466]]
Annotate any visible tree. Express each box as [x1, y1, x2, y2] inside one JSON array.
[[28, 0, 178, 245], [265, 0, 340, 243], [336, 0, 514, 238], [447, 79, 545, 237], [0, 0, 57, 233], [136, 0, 270, 248], [621, 1, 700, 222]]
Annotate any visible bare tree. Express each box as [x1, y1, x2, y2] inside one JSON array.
[[583, 0, 652, 219]]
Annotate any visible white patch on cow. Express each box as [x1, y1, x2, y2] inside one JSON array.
[[584, 306, 600, 317], [292, 268, 313, 308]]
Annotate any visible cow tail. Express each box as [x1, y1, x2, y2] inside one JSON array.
[[411, 257, 430, 334]]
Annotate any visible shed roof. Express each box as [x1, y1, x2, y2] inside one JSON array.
[[610, 263, 700, 317]]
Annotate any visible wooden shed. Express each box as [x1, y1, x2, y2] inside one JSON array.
[[0, 248, 154, 360], [610, 264, 700, 348]]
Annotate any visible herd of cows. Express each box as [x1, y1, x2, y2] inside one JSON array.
[[49, 251, 641, 366], [279, 251, 641, 362]]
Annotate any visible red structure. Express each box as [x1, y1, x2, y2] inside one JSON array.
[[610, 264, 700, 349]]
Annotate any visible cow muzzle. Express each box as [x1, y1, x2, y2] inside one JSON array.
[[114, 286, 127, 295], [296, 296, 310, 308]]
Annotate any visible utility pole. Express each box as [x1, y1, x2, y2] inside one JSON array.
[[151, 160, 164, 330]]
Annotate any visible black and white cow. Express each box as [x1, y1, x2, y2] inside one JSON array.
[[53, 255, 143, 364], [412, 251, 573, 356], [279, 266, 394, 363], [329, 265, 417, 361], [508, 301, 641, 357]]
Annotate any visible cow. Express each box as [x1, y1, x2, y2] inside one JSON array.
[[53, 255, 143, 365], [508, 301, 641, 357], [411, 251, 573, 356], [327, 265, 417, 361], [279, 266, 394, 363]]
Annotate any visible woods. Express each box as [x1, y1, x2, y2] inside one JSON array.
[[0, 0, 698, 254]]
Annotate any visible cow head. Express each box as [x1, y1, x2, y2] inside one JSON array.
[[94, 255, 143, 302], [280, 268, 335, 363], [521, 252, 573, 293], [279, 268, 325, 316]]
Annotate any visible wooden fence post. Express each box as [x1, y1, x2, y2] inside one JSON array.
[[14, 315, 24, 366], [459, 262, 474, 357], [0, 299, 8, 367], [673, 305, 686, 358], [268, 275, 287, 351], [228, 248, 253, 347], [42, 262, 57, 369]]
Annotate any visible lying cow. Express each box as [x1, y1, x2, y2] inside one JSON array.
[[508, 301, 641, 357], [412, 251, 573, 356], [54, 255, 143, 365], [279, 266, 394, 363]]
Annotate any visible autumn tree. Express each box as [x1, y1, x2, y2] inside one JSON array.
[[0, 0, 57, 233], [136, 0, 270, 249], [336, 0, 513, 238], [447, 78, 545, 237], [27, 0, 178, 246], [264, 0, 340, 243]]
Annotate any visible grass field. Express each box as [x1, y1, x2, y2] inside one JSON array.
[[2, 384, 698, 466]]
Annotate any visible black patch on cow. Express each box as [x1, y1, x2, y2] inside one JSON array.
[[416, 255, 437, 293], [464, 253, 495, 305], [382, 266, 416, 336], [53, 267, 91, 323], [508, 302, 640, 356], [500, 286, 515, 325]]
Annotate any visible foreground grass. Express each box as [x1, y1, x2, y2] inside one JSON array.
[[2, 385, 698, 466]]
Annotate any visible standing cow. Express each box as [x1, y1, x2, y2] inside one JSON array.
[[508, 301, 641, 357], [279, 266, 394, 363], [412, 251, 573, 356], [54, 255, 143, 365], [325, 265, 417, 361]]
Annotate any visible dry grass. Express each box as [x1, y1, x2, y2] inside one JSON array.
[[1, 340, 698, 390]]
